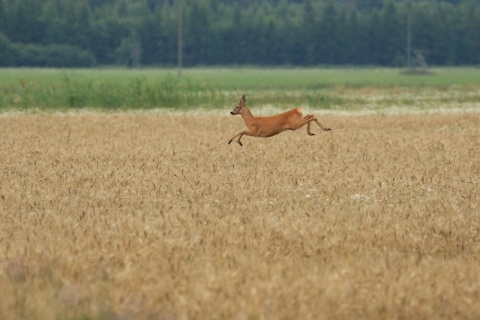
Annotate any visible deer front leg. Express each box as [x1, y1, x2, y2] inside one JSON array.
[[228, 130, 254, 146]]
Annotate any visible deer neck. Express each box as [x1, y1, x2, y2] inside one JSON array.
[[241, 106, 255, 125]]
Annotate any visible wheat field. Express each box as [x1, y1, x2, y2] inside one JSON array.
[[1, 110, 479, 320]]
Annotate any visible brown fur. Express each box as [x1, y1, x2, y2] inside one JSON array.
[[228, 95, 332, 146]]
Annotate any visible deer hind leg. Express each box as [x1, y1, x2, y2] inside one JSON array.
[[228, 130, 254, 146], [312, 117, 332, 131], [307, 122, 315, 136], [297, 115, 332, 135], [302, 115, 316, 135]]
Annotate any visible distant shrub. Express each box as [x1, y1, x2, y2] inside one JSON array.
[[0, 33, 96, 67], [0, 33, 17, 66], [13, 43, 96, 67]]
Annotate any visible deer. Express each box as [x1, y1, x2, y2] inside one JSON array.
[[228, 95, 332, 146]]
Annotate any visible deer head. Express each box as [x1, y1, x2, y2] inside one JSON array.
[[230, 95, 247, 115]]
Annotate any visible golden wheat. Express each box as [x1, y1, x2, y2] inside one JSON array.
[[1, 111, 479, 320]]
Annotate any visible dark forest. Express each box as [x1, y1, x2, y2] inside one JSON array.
[[0, 0, 479, 67]]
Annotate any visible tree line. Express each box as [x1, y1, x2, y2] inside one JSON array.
[[0, 0, 479, 67]]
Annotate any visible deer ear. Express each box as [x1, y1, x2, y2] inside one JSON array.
[[241, 95, 246, 103]]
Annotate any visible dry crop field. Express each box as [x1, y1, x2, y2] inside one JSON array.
[[1, 110, 479, 319]]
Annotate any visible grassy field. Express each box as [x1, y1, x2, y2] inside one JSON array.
[[2, 67, 480, 88], [1, 67, 480, 111], [1, 67, 480, 319], [1, 110, 479, 320]]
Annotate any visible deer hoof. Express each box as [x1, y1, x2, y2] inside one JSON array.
[[308, 132, 315, 136], [228, 140, 232, 144], [238, 141, 243, 147]]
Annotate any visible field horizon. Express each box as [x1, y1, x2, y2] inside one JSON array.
[[1, 67, 480, 111]]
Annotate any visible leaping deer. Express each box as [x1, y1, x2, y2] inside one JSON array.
[[228, 95, 332, 146]]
